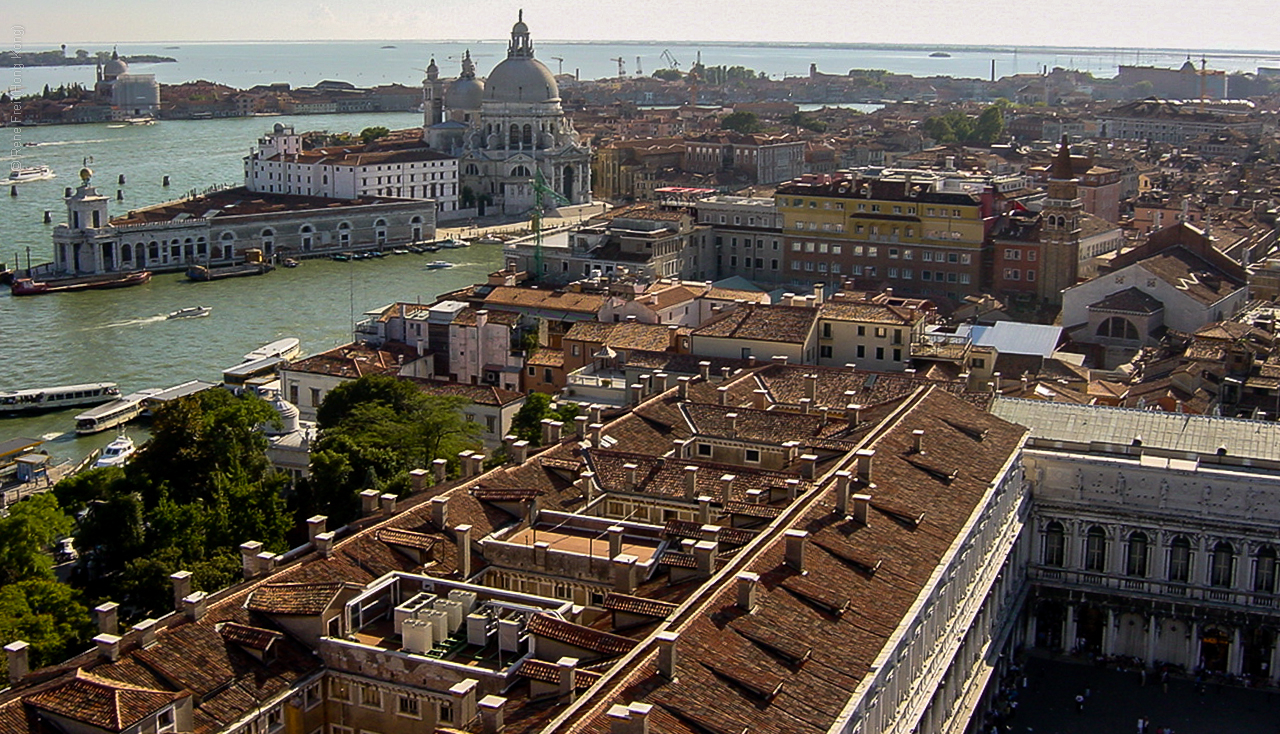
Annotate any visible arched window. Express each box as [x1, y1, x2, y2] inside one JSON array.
[[511, 165, 531, 178], [1043, 521, 1065, 567], [1097, 317, 1140, 341], [465, 163, 479, 176], [1210, 541, 1235, 587], [121, 244, 132, 263], [1168, 536, 1192, 582], [300, 224, 314, 251], [338, 221, 351, 247], [1084, 526, 1107, 572], [374, 218, 388, 246], [410, 215, 423, 243], [509, 124, 520, 147], [522, 123, 533, 146], [1256, 546, 1278, 593], [149, 241, 160, 262], [1126, 531, 1150, 577]]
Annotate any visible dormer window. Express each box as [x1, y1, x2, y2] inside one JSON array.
[[157, 707, 176, 734]]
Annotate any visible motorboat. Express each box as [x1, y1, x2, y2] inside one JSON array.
[[7, 165, 55, 183], [167, 305, 211, 319], [94, 434, 137, 468], [439, 238, 470, 249], [244, 337, 301, 362], [331, 252, 353, 262], [426, 260, 455, 269], [125, 117, 156, 126], [282, 258, 300, 268], [1, 383, 120, 416]]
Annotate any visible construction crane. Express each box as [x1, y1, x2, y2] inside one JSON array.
[[528, 168, 571, 279], [661, 49, 680, 69], [550, 56, 565, 74], [610, 57, 626, 77]]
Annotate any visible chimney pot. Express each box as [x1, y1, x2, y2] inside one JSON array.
[[912, 429, 925, 453], [574, 415, 589, 439], [852, 493, 872, 525], [94, 633, 122, 662], [5, 641, 30, 684], [717, 386, 729, 405], [835, 470, 852, 515], [800, 453, 819, 479], [410, 468, 429, 492], [630, 383, 644, 405], [432, 496, 450, 529], [479, 695, 507, 734], [240, 540, 264, 579], [379, 492, 398, 514], [697, 495, 712, 524], [624, 463, 640, 490], [132, 618, 158, 649], [855, 449, 875, 485], [677, 376, 691, 399], [692, 540, 717, 574], [360, 488, 381, 515], [455, 524, 474, 579], [612, 554, 639, 593], [684, 465, 699, 500], [736, 571, 759, 611], [656, 631, 679, 679], [306, 515, 327, 544], [753, 389, 768, 410], [557, 656, 579, 702], [608, 525, 625, 559], [315, 531, 335, 557], [784, 530, 808, 573], [94, 601, 119, 636], [432, 457, 448, 483], [170, 570, 192, 612], [183, 591, 208, 622], [719, 474, 736, 505], [699, 361, 712, 381], [512, 439, 530, 463]]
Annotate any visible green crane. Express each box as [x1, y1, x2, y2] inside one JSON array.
[[529, 167, 570, 280]]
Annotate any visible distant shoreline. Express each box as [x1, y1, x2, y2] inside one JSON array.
[[0, 52, 177, 68]]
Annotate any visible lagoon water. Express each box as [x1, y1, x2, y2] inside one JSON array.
[[14, 40, 1280, 96], [1, 112, 503, 462]]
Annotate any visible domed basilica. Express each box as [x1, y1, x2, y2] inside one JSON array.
[[423, 13, 591, 215]]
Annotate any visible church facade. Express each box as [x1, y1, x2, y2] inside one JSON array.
[[424, 14, 591, 215]]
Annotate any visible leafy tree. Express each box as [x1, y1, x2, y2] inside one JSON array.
[[510, 393, 581, 445], [721, 111, 763, 134], [360, 126, 391, 144], [0, 580, 94, 678], [789, 112, 828, 133], [0, 494, 73, 585], [922, 104, 1005, 145], [307, 375, 480, 524], [652, 69, 683, 82], [973, 105, 1005, 144]]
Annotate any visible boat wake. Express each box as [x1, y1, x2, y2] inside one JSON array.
[[84, 315, 168, 330], [41, 431, 71, 442]]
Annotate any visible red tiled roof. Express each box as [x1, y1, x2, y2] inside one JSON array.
[[525, 614, 639, 657], [22, 670, 182, 732], [246, 582, 343, 616]]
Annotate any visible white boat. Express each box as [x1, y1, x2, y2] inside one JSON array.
[[94, 434, 137, 468], [73, 389, 162, 435], [167, 306, 211, 319], [125, 117, 156, 126], [1, 383, 120, 415], [244, 337, 301, 362], [439, 238, 470, 249], [7, 165, 55, 183], [426, 260, 455, 269]]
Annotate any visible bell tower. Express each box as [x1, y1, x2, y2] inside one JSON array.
[[1039, 135, 1083, 306]]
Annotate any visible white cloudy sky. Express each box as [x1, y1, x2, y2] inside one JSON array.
[[11, 0, 1277, 50]]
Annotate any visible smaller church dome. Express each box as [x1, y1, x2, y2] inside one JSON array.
[[446, 77, 485, 110], [103, 49, 128, 79]]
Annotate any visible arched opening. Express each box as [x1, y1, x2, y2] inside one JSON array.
[[1256, 546, 1277, 593], [1077, 605, 1106, 656], [338, 221, 351, 247], [374, 218, 388, 247], [1084, 526, 1107, 572], [1097, 316, 1140, 341], [1210, 541, 1235, 587], [465, 163, 479, 176], [410, 216, 423, 243], [509, 124, 519, 148], [1168, 536, 1192, 582], [522, 123, 533, 147], [511, 165, 531, 179], [300, 224, 314, 252], [563, 165, 575, 201], [1126, 531, 1149, 577], [1033, 600, 1065, 651], [1200, 627, 1230, 672], [121, 244, 132, 264], [1043, 521, 1065, 567]]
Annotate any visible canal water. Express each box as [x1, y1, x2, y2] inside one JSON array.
[[1, 113, 502, 463]]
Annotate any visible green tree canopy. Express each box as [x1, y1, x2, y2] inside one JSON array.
[[721, 111, 763, 134], [0, 494, 73, 585], [0, 580, 94, 678], [305, 375, 481, 524], [509, 393, 580, 446], [652, 69, 683, 82], [360, 126, 391, 144], [921, 104, 1005, 145]]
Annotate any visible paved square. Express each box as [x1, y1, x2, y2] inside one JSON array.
[[994, 655, 1280, 734]]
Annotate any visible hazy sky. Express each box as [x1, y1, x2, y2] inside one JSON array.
[[10, 0, 1278, 50]]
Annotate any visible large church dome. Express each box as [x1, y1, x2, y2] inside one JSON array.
[[483, 13, 559, 104], [103, 49, 128, 80]]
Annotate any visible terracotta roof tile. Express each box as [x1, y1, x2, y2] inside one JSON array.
[[601, 593, 678, 619], [22, 670, 182, 732], [246, 582, 343, 616], [525, 614, 638, 657]]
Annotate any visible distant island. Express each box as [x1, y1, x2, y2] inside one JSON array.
[[0, 48, 176, 68]]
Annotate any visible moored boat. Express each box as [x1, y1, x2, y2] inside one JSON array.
[[73, 389, 162, 434], [282, 258, 299, 268], [439, 238, 470, 249], [244, 337, 301, 362], [10, 270, 152, 296], [1, 383, 120, 416], [94, 434, 137, 468], [426, 260, 455, 269], [186, 262, 274, 281], [167, 305, 211, 319], [331, 252, 353, 261], [7, 165, 55, 183]]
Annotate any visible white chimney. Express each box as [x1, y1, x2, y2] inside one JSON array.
[[736, 572, 759, 611], [5, 641, 29, 683], [656, 631, 679, 679], [784, 530, 808, 572]]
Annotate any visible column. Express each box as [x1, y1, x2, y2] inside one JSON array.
[[1145, 615, 1159, 668], [1103, 608, 1116, 656], [1228, 628, 1243, 676], [1190, 621, 1202, 670], [1151, 534, 1167, 584], [1269, 637, 1280, 685], [1064, 603, 1079, 654], [1026, 613, 1038, 650]]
